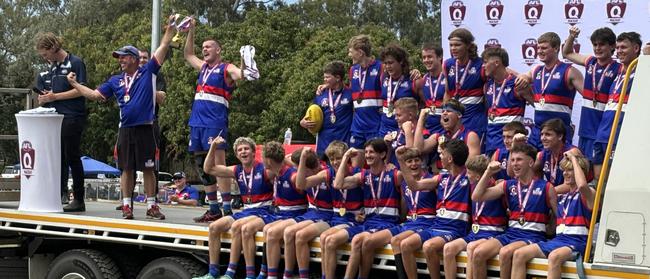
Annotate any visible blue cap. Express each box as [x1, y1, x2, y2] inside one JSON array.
[[112, 45, 139, 58], [172, 171, 186, 180]]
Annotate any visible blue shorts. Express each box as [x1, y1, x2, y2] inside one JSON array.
[[578, 137, 596, 161], [349, 131, 379, 149], [462, 230, 502, 243], [328, 214, 359, 228], [388, 218, 434, 236], [592, 142, 612, 165], [345, 219, 396, 241], [537, 235, 586, 257], [232, 207, 274, 224], [189, 127, 228, 152], [268, 208, 306, 223], [294, 208, 333, 223], [417, 228, 462, 243], [495, 229, 546, 246]]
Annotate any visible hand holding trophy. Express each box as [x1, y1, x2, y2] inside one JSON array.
[[170, 13, 192, 49]]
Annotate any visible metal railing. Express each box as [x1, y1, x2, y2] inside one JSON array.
[[0, 88, 34, 141]]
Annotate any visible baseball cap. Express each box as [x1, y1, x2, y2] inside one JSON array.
[[112, 45, 139, 58], [172, 171, 186, 180]]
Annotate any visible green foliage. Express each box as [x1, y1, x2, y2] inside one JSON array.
[[0, 0, 441, 169]]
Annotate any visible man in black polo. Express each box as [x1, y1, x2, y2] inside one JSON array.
[[35, 32, 87, 212]]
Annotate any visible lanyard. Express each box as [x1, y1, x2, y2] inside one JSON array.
[[549, 152, 560, 183], [560, 189, 579, 224], [540, 63, 558, 96], [454, 59, 472, 92], [490, 74, 511, 110], [387, 76, 403, 105], [473, 200, 486, 222], [428, 73, 443, 104], [123, 72, 137, 97], [448, 126, 464, 140], [358, 66, 369, 94], [441, 170, 465, 205], [407, 172, 425, 212], [327, 88, 343, 116], [240, 165, 255, 198], [516, 180, 535, 216], [200, 63, 221, 90], [612, 71, 625, 95], [591, 61, 613, 99], [368, 170, 386, 207]]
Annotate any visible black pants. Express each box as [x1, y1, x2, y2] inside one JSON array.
[[61, 117, 86, 200]]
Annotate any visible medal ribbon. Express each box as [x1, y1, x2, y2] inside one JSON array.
[[540, 63, 558, 99], [612, 71, 625, 96], [123, 73, 137, 99], [454, 59, 472, 93], [560, 189, 578, 225], [441, 170, 466, 206], [407, 171, 425, 214], [387, 76, 403, 107], [549, 153, 560, 183], [240, 165, 255, 201], [428, 73, 443, 105], [358, 67, 368, 95], [516, 180, 535, 218], [327, 88, 343, 119], [591, 62, 613, 103], [490, 74, 511, 113], [473, 200, 486, 222], [200, 63, 221, 91], [368, 170, 385, 209]]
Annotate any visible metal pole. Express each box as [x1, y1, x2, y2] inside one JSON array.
[[151, 0, 161, 54]]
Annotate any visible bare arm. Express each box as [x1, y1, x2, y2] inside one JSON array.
[[414, 109, 437, 153], [473, 161, 506, 201], [562, 26, 589, 66], [569, 66, 584, 94], [183, 18, 205, 70], [334, 148, 362, 190], [66, 72, 104, 101], [567, 152, 596, 209], [466, 132, 481, 158], [296, 147, 327, 190], [203, 137, 236, 178], [153, 15, 176, 66], [402, 121, 415, 148], [155, 91, 166, 105]]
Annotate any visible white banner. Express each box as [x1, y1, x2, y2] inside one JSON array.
[[441, 0, 650, 144]]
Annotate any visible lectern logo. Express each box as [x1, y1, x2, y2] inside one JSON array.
[[449, 1, 467, 27], [486, 0, 504, 27], [20, 141, 35, 179], [564, 0, 584, 25], [484, 38, 502, 50], [524, 0, 544, 26], [606, 0, 626, 25]]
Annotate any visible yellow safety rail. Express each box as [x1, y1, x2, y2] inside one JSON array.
[[583, 58, 639, 263]]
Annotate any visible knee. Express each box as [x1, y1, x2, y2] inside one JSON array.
[[267, 228, 280, 242], [325, 236, 342, 251], [362, 237, 377, 252], [242, 225, 258, 238], [512, 249, 526, 265], [284, 227, 297, 242], [422, 241, 435, 254], [442, 244, 455, 258], [390, 237, 402, 250], [547, 252, 563, 267], [208, 222, 221, 235], [350, 236, 364, 251], [473, 247, 489, 262], [295, 230, 309, 246], [499, 247, 514, 262], [400, 238, 417, 253], [231, 222, 242, 234]]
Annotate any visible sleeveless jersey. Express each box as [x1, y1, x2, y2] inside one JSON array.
[[556, 190, 591, 239], [330, 166, 364, 215], [579, 57, 621, 139], [402, 172, 436, 216], [443, 57, 487, 133], [273, 166, 308, 211], [531, 62, 576, 128], [307, 168, 333, 210], [423, 73, 446, 134], [470, 182, 508, 232], [360, 168, 402, 223], [503, 179, 552, 233], [434, 126, 474, 170], [484, 75, 526, 153], [379, 74, 418, 135], [188, 63, 235, 128], [233, 162, 273, 208], [313, 88, 354, 155], [430, 170, 472, 235], [349, 60, 383, 133], [596, 68, 635, 143], [492, 147, 511, 181], [538, 145, 576, 186]]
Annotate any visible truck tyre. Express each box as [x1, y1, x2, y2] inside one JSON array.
[[46, 249, 121, 279], [136, 256, 205, 279]]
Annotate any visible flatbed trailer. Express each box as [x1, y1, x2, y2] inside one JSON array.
[[0, 201, 646, 278]]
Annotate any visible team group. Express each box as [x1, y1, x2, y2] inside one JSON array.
[[39, 14, 648, 279]]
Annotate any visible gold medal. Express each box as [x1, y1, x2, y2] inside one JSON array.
[[539, 97, 545, 106], [124, 95, 130, 103], [472, 224, 480, 234], [356, 98, 363, 104], [489, 112, 496, 121], [411, 213, 418, 219], [330, 114, 336, 124], [339, 207, 346, 216], [592, 99, 598, 108], [246, 197, 252, 204], [437, 207, 446, 216], [518, 216, 526, 226], [557, 223, 566, 234], [428, 106, 436, 115]]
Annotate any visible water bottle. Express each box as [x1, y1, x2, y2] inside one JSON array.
[[283, 128, 292, 145]]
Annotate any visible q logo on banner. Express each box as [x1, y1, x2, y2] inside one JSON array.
[[524, 0, 544, 26], [484, 38, 502, 50], [565, 0, 584, 26], [486, 0, 504, 27], [561, 41, 581, 62], [20, 141, 35, 179], [607, 0, 627, 25], [449, 0, 467, 27], [522, 38, 538, 66]]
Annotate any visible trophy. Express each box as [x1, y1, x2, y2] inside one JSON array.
[[170, 14, 192, 49]]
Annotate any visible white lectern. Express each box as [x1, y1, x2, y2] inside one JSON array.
[[15, 112, 64, 212]]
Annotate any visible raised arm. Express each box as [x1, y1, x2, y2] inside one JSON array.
[[414, 108, 438, 153], [183, 18, 205, 70], [296, 147, 327, 190], [66, 72, 104, 101], [333, 148, 362, 190], [402, 121, 415, 148], [568, 66, 584, 94], [203, 137, 236, 178], [567, 152, 596, 210], [562, 26, 589, 66], [466, 131, 481, 158], [153, 15, 176, 66], [473, 161, 506, 201]]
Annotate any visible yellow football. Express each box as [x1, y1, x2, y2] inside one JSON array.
[[304, 104, 323, 135]]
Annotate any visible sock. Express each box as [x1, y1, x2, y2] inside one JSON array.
[[146, 197, 156, 209], [206, 191, 220, 213], [394, 253, 407, 279], [225, 262, 238, 278], [299, 268, 309, 279], [283, 269, 292, 279], [246, 265, 256, 278], [122, 197, 131, 206], [222, 192, 232, 211], [257, 264, 268, 278], [268, 267, 278, 279], [321, 275, 326, 279], [209, 263, 220, 277]]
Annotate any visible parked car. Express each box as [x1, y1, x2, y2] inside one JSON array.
[[135, 171, 173, 188], [1, 164, 20, 178]]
